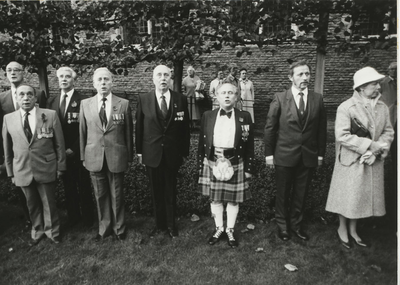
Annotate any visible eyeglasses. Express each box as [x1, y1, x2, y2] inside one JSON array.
[[6, 69, 23, 73]]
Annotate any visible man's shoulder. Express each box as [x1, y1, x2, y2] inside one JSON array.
[[380, 76, 391, 84], [37, 107, 57, 117], [0, 89, 11, 99]]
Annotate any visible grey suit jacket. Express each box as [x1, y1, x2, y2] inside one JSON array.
[[79, 94, 133, 173]]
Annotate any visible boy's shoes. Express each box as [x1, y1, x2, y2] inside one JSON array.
[[208, 227, 225, 245], [226, 228, 238, 248]]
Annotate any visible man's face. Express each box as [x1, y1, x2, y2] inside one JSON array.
[[153, 65, 171, 93], [6, 62, 24, 86], [289, 65, 310, 91], [240, 70, 247, 79], [93, 71, 112, 97], [230, 67, 238, 77], [216, 84, 237, 111], [17, 86, 36, 112], [217, 71, 224, 79], [58, 70, 74, 92], [388, 64, 397, 78], [361, 81, 381, 99]]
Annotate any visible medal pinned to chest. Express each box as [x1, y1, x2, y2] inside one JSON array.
[[67, 112, 79, 124], [112, 113, 125, 125], [37, 127, 54, 139]]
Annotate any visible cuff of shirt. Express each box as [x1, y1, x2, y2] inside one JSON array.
[[265, 155, 273, 160], [318, 156, 323, 160], [137, 154, 142, 157]]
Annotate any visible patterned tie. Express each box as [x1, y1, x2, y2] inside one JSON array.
[[59, 93, 67, 121], [220, 109, 232, 118], [298, 92, 305, 117], [160, 95, 168, 118], [99, 98, 108, 129], [24, 112, 33, 142]]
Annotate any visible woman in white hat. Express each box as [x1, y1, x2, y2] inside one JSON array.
[[325, 67, 394, 249]]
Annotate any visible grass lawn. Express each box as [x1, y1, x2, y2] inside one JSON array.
[[0, 203, 397, 285]]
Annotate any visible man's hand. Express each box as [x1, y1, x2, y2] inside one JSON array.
[[57, 171, 65, 179], [11, 177, 15, 185], [137, 155, 144, 166], [265, 157, 274, 169], [66, 148, 74, 157], [245, 172, 252, 179], [363, 154, 376, 165]]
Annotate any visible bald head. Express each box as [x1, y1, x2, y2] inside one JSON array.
[[153, 65, 171, 93]]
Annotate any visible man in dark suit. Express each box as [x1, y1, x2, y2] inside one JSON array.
[[47, 67, 94, 227], [3, 84, 66, 245], [264, 60, 327, 241], [80, 68, 133, 242], [0, 61, 47, 230], [135, 65, 190, 238]]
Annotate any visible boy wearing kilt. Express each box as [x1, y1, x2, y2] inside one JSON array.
[[198, 83, 254, 248]]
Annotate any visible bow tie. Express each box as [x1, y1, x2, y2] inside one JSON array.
[[220, 109, 232, 118]]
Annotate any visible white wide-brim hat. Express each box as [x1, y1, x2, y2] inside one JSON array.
[[353, 67, 385, 90]]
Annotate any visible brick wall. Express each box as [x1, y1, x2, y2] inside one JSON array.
[[0, 43, 396, 136]]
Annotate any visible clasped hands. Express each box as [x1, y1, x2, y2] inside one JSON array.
[[361, 142, 389, 165]]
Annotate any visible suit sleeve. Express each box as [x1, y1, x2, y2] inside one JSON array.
[[125, 103, 134, 162], [135, 95, 144, 155], [52, 112, 66, 171], [182, 95, 190, 157], [2, 116, 13, 177], [79, 102, 87, 161], [264, 94, 281, 157], [317, 94, 327, 157], [244, 113, 255, 174], [37, 90, 47, 109]]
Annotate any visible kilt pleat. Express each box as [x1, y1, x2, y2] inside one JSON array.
[[198, 157, 251, 203]]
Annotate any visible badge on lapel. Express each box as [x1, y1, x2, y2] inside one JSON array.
[[239, 117, 244, 123], [71, 101, 77, 108]]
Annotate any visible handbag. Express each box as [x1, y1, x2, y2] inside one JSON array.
[[350, 117, 370, 138]]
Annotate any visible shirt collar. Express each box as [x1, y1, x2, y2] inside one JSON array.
[[97, 93, 112, 103], [291, 86, 308, 97], [20, 106, 36, 117], [155, 89, 171, 99], [61, 89, 74, 97]]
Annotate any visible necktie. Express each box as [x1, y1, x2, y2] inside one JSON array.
[[298, 92, 305, 116], [99, 98, 108, 128], [59, 93, 67, 121], [24, 112, 32, 142], [220, 109, 232, 119], [160, 95, 168, 118]]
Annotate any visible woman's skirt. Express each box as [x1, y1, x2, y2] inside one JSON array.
[[198, 157, 251, 203]]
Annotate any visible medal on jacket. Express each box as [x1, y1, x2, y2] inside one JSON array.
[[241, 124, 249, 142]]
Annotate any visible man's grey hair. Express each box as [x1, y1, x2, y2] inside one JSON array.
[[93, 67, 113, 81], [216, 82, 238, 95], [16, 84, 37, 97], [57, 66, 77, 79]]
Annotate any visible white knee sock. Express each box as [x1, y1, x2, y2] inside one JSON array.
[[226, 203, 239, 229], [210, 202, 224, 229]]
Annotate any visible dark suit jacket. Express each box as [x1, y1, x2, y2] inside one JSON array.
[[197, 108, 254, 174], [47, 90, 84, 157], [264, 89, 327, 168], [0, 89, 47, 160], [135, 90, 190, 169]]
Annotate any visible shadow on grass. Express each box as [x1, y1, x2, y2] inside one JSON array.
[[0, 203, 397, 285]]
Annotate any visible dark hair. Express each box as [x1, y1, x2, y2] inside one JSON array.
[[289, 60, 311, 77], [239, 68, 247, 73], [16, 84, 36, 97]]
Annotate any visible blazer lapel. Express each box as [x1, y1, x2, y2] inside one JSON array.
[[106, 95, 121, 132], [5, 91, 16, 112], [166, 91, 176, 129], [89, 96, 103, 131], [234, 108, 242, 146], [286, 89, 302, 129], [151, 91, 163, 130], [12, 111, 29, 144], [207, 108, 219, 146], [303, 91, 314, 131]]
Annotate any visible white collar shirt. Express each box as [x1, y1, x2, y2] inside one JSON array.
[[291, 86, 308, 109], [60, 89, 74, 115], [20, 106, 36, 134], [155, 90, 171, 110], [213, 108, 235, 148], [11, 86, 19, 110], [97, 93, 112, 120]]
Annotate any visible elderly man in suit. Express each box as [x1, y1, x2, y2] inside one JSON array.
[[0, 61, 47, 230], [135, 65, 190, 238], [47, 67, 94, 227], [3, 84, 66, 245], [80, 68, 133, 242], [264, 60, 327, 241]]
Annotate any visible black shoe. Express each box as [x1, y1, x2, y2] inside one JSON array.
[[277, 230, 291, 241], [226, 228, 238, 248], [337, 231, 351, 249], [115, 232, 126, 241], [50, 236, 61, 244], [350, 235, 368, 247], [93, 234, 104, 242], [208, 227, 225, 245], [28, 237, 42, 247], [292, 229, 309, 241], [167, 227, 178, 238]]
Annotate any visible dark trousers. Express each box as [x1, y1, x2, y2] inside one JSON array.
[[275, 162, 314, 231], [63, 156, 94, 226], [90, 159, 125, 236], [16, 186, 31, 223], [146, 157, 178, 230]]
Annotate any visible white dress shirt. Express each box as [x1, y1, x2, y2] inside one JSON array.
[[60, 89, 74, 115], [213, 108, 235, 148], [20, 106, 36, 134], [155, 89, 171, 110], [291, 86, 308, 109], [97, 93, 112, 121], [11, 87, 19, 110]]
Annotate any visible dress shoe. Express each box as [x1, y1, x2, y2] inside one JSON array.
[[167, 227, 178, 238], [226, 228, 238, 248], [208, 227, 225, 245], [50, 236, 61, 244], [337, 231, 351, 249], [93, 234, 104, 242], [277, 230, 291, 241], [115, 232, 126, 241], [350, 235, 368, 247], [292, 229, 309, 241], [28, 237, 42, 247]]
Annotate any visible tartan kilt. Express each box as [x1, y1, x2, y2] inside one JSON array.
[[198, 157, 251, 203]]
